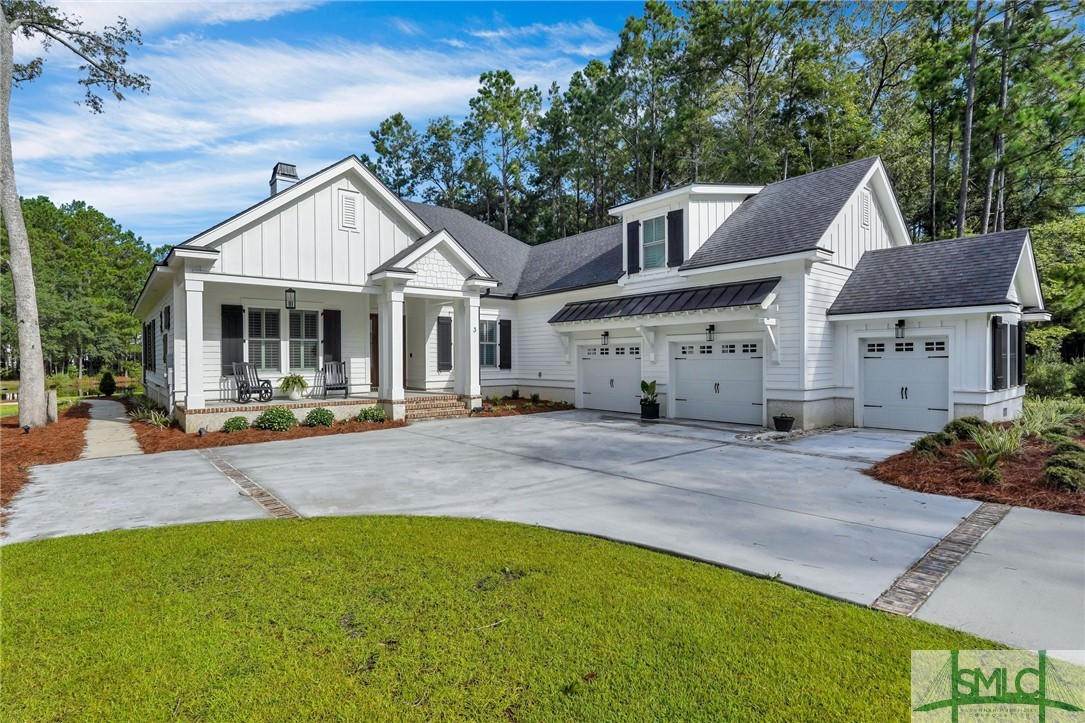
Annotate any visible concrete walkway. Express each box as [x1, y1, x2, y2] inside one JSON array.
[[79, 399, 142, 459]]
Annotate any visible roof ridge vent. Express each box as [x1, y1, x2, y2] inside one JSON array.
[[269, 162, 299, 196]]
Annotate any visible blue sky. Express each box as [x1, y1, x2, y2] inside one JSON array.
[[12, 1, 641, 246]]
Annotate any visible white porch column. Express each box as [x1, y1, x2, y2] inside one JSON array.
[[379, 284, 406, 420], [457, 293, 481, 405], [183, 278, 205, 410]]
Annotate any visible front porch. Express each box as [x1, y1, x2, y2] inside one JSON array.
[[175, 390, 473, 433]]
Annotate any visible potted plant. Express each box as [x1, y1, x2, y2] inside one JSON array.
[[640, 380, 660, 420], [772, 413, 795, 432], [279, 373, 309, 401]]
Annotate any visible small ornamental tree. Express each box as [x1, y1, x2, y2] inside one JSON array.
[[98, 371, 116, 396]]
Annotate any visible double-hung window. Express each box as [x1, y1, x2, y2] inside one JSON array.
[[290, 310, 319, 371], [248, 309, 281, 371], [480, 320, 497, 367], [642, 216, 666, 269]]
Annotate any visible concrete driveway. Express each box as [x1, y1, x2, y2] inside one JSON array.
[[4, 410, 1082, 653]]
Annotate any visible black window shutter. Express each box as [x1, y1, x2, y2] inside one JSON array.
[[142, 323, 148, 370], [149, 319, 156, 372], [221, 305, 244, 376], [992, 316, 1006, 390], [437, 316, 453, 372], [499, 319, 512, 370], [627, 220, 641, 274], [1015, 321, 1024, 386], [322, 310, 341, 364], [666, 209, 684, 267]]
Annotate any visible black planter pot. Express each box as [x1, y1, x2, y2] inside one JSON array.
[[640, 402, 660, 420], [772, 415, 795, 432]]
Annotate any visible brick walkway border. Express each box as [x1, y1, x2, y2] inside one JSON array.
[[198, 449, 299, 519], [871, 502, 1011, 616]]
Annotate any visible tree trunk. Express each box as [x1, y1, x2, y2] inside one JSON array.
[[980, 166, 995, 234], [956, 0, 984, 238], [1, 14, 49, 428], [994, 2, 1013, 233], [929, 105, 937, 240]]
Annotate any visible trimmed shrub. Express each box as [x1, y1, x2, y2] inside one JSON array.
[[942, 416, 988, 441], [1070, 358, 1085, 399], [356, 406, 387, 423], [99, 372, 117, 397], [303, 408, 335, 427], [222, 416, 250, 433], [253, 406, 298, 432], [1047, 451, 1085, 473], [913, 432, 955, 455], [510, 388, 520, 400], [1054, 439, 1085, 455], [1025, 354, 1070, 398], [530, 393, 541, 404], [1044, 465, 1084, 492]]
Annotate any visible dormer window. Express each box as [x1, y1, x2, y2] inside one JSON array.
[[642, 216, 666, 269]]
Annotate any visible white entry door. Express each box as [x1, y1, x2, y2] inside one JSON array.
[[672, 341, 764, 425], [862, 338, 950, 432], [579, 344, 643, 414]]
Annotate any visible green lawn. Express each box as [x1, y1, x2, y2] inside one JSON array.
[[0, 403, 17, 418], [2, 517, 996, 721]]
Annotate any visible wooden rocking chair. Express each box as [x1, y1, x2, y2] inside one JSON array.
[[232, 362, 273, 403]]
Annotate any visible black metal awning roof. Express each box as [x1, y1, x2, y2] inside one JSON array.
[[548, 278, 780, 324]]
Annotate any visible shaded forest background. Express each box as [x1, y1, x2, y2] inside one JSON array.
[[2, 0, 1083, 379]]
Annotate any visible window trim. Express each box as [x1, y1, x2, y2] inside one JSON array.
[[641, 215, 667, 270], [288, 309, 320, 372], [480, 319, 498, 368], [247, 307, 282, 372]]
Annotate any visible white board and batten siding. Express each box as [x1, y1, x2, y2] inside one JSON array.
[[686, 194, 748, 258], [819, 183, 898, 270], [213, 175, 418, 286]]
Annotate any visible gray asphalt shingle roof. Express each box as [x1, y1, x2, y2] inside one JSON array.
[[519, 225, 623, 296], [405, 202, 531, 295], [681, 157, 878, 270], [828, 229, 1029, 316]]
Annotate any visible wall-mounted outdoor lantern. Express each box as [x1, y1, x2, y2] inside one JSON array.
[[895, 319, 906, 338], [601, 331, 610, 346], [706, 324, 716, 342], [285, 288, 297, 310]]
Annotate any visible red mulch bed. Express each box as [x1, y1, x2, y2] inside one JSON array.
[[131, 418, 408, 454], [471, 397, 574, 417], [1, 403, 91, 508], [868, 436, 1085, 515]]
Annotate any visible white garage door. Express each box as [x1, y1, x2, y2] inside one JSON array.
[[862, 338, 949, 433], [673, 341, 764, 425], [579, 344, 643, 414]]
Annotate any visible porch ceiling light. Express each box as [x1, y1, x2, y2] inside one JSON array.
[[285, 288, 297, 310], [895, 319, 906, 338], [601, 330, 610, 346], [706, 324, 715, 342]]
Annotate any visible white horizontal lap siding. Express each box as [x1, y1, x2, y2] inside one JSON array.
[[479, 299, 517, 384], [821, 183, 895, 270], [513, 286, 622, 389], [805, 264, 851, 388], [200, 283, 372, 402], [144, 295, 172, 405], [212, 176, 418, 286], [764, 273, 802, 390]]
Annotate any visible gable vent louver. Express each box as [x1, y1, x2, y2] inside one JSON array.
[[340, 191, 358, 231]]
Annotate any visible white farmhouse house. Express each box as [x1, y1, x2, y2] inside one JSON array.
[[134, 156, 1048, 433]]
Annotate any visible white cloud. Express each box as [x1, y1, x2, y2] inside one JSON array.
[[10, 15, 618, 244], [53, 1, 323, 32]]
